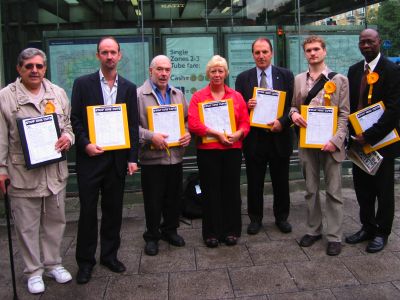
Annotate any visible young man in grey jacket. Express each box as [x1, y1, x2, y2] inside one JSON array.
[[137, 55, 191, 256]]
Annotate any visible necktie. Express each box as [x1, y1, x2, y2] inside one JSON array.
[[260, 71, 267, 88], [357, 64, 369, 110]]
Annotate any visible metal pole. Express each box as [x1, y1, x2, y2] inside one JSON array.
[[4, 179, 19, 300]]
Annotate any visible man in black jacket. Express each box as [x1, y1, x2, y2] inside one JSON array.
[[71, 36, 139, 283], [346, 29, 400, 253], [235, 38, 294, 235]]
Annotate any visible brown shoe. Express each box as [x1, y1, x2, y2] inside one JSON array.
[[326, 242, 342, 256]]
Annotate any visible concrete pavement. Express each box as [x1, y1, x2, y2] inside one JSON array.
[[1, 180, 400, 299]]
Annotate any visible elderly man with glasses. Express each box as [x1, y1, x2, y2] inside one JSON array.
[[0, 48, 74, 294]]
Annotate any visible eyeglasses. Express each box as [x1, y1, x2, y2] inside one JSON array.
[[23, 63, 45, 70]]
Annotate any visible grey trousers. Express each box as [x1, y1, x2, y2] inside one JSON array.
[[10, 190, 66, 278], [299, 148, 344, 242]]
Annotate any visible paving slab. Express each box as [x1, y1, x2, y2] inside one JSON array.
[[139, 247, 196, 274], [268, 289, 336, 300], [331, 282, 400, 299], [169, 269, 234, 299], [247, 240, 308, 265], [286, 258, 359, 290], [229, 264, 298, 297], [105, 273, 168, 300], [341, 252, 400, 283], [195, 244, 253, 270]]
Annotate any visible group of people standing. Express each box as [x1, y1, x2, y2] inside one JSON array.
[[0, 28, 399, 295]]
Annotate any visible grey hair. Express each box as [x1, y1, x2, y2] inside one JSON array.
[[150, 55, 171, 68], [17, 48, 47, 67]]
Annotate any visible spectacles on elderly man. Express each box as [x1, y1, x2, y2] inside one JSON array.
[[23, 63, 45, 70]]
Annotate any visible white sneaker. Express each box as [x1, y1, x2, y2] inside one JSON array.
[[45, 266, 72, 283], [27, 276, 45, 294]]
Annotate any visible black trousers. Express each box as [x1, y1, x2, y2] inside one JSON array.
[[141, 163, 182, 242], [353, 157, 395, 237], [197, 149, 242, 240], [76, 154, 125, 268], [244, 134, 290, 224]]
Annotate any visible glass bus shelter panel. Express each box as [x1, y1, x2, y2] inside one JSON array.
[[45, 35, 152, 99]]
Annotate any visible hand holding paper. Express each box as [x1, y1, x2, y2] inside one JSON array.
[[151, 132, 169, 150], [321, 141, 337, 153], [55, 135, 71, 152], [179, 132, 191, 147], [291, 112, 307, 128], [268, 119, 283, 132], [85, 143, 104, 156], [247, 98, 257, 109]]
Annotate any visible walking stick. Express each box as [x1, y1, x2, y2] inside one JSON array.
[[3, 179, 19, 300]]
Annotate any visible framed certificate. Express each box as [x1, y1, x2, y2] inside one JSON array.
[[249, 87, 286, 129], [349, 101, 400, 154], [16, 114, 66, 169], [198, 99, 237, 143], [299, 105, 338, 148], [147, 104, 185, 147], [87, 103, 131, 151]]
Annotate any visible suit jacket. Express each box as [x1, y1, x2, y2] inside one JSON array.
[[290, 70, 350, 162], [348, 55, 400, 158], [71, 71, 139, 177], [235, 66, 294, 158]]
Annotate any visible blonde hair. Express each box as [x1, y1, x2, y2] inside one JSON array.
[[206, 55, 229, 77]]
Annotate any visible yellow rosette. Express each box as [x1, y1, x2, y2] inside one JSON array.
[[44, 100, 56, 115], [366, 72, 379, 105], [323, 81, 336, 106]]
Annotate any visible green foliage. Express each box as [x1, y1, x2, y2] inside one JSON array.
[[377, 0, 400, 56]]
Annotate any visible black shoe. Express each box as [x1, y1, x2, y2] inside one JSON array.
[[247, 221, 262, 235], [161, 233, 185, 247], [327, 242, 342, 256], [144, 241, 159, 256], [224, 236, 238, 246], [205, 238, 219, 248], [345, 229, 372, 244], [299, 234, 322, 247], [275, 220, 292, 233], [76, 266, 92, 284], [366, 236, 387, 253], [100, 259, 126, 273]]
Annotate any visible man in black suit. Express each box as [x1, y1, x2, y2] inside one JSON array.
[[71, 36, 139, 283], [235, 38, 294, 235], [346, 29, 400, 253]]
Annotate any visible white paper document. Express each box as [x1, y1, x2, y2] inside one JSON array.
[[355, 104, 397, 148], [201, 101, 232, 142], [151, 105, 181, 144], [252, 89, 280, 125], [22, 115, 62, 165], [93, 106, 126, 147], [305, 107, 335, 145]]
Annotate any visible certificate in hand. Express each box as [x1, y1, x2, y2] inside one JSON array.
[[16, 114, 65, 169], [147, 104, 185, 147], [198, 99, 237, 143], [87, 103, 131, 151], [349, 101, 400, 154], [249, 87, 286, 128], [299, 105, 338, 148]]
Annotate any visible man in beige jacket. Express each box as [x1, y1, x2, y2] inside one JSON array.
[[0, 48, 74, 294], [138, 55, 191, 256], [290, 36, 350, 256]]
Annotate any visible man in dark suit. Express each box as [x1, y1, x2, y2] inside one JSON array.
[[235, 38, 294, 235], [346, 28, 400, 253], [71, 36, 139, 283]]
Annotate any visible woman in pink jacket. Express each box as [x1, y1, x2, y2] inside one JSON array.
[[188, 55, 250, 248]]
